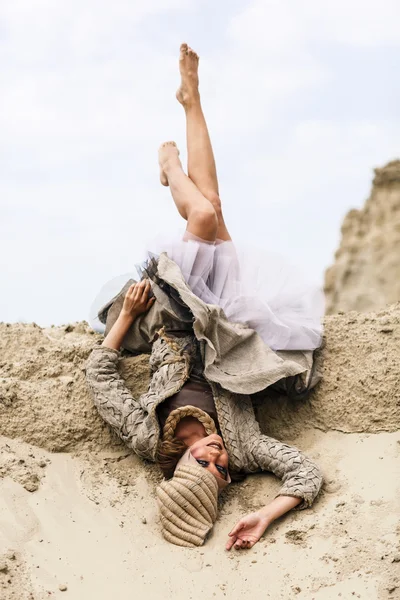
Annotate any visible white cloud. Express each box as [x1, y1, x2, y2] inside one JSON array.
[[0, 0, 194, 172], [201, 53, 327, 137], [228, 0, 400, 49], [228, 1, 306, 52], [302, 0, 400, 47], [1, 0, 194, 64]]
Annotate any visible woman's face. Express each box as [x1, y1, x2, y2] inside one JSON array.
[[189, 434, 229, 482]]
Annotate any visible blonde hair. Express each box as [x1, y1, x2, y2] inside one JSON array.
[[162, 405, 217, 442]]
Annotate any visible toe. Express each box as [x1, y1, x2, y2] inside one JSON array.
[[187, 48, 199, 62], [159, 141, 173, 150]]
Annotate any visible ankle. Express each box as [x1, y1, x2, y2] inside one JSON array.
[[162, 157, 182, 176], [182, 91, 201, 111]]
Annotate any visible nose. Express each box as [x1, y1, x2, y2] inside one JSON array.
[[209, 447, 221, 457]]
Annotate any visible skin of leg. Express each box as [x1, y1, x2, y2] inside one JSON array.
[[159, 143, 218, 241], [185, 101, 232, 241], [177, 44, 232, 241], [167, 165, 218, 241]]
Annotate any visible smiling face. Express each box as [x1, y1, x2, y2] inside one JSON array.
[[189, 434, 230, 481]]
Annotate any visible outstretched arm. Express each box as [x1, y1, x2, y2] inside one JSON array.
[[226, 435, 322, 550], [226, 496, 300, 551]]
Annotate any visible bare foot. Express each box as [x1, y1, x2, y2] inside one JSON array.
[[158, 141, 181, 187], [176, 43, 200, 108]]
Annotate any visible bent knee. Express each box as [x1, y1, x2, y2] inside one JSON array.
[[204, 191, 222, 214], [188, 205, 218, 239]]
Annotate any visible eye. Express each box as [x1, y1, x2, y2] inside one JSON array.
[[216, 464, 228, 478], [196, 459, 209, 468]]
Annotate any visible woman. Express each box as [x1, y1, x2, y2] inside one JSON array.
[[86, 43, 323, 550]]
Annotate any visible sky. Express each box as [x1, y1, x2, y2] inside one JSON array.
[[1, 0, 399, 326]]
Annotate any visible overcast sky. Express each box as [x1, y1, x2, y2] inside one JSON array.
[[1, 0, 399, 326]]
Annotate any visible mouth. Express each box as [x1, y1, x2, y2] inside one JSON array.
[[207, 442, 222, 450]]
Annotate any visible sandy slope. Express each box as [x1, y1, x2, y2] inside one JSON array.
[[0, 316, 400, 599], [325, 160, 400, 315]]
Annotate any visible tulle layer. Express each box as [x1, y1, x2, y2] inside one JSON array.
[[89, 232, 324, 351]]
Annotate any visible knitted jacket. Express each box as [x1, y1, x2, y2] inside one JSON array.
[[86, 332, 322, 510]]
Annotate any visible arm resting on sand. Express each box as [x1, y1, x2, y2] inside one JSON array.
[[226, 436, 322, 550], [226, 495, 300, 550], [252, 434, 323, 509]]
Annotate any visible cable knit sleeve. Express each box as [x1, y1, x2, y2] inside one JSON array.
[[251, 435, 323, 509], [85, 345, 147, 452]]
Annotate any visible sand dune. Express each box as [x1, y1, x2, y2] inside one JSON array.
[[325, 160, 400, 314], [1, 316, 399, 599]]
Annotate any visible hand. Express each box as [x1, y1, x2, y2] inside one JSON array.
[[121, 280, 155, 320], [226, 511, 270, 550]]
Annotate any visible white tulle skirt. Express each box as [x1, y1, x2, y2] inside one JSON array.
[[89, 231, 324, 351]]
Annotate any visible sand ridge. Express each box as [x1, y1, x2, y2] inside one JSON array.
[[0, 317, 400, 599], [325, 160, 400, 314]]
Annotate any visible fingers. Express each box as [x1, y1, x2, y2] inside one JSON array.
[[133, 280, 151, 296], [142, 279, 151, 300], [134, 279, 145, 297], [225, 536, 236, 551], [226, 535, 256, 551], [130, 279, 147, 301], [229, 522, 245, 537], [234, 538, 255, 550], [123, 284, 137, 308], [234, 539, 247, 550], [146, 297, 156, 310], [122, 279, 156, 320]]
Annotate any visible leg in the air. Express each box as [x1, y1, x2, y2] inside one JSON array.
[[176, 43, 232, 242], [158, 141, 218, 242]]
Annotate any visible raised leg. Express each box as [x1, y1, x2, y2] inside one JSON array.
[[158, 142, 218, 242], [176, 43, 232, 241]]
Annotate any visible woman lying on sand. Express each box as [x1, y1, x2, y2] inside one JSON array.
[[86, 43, 324, 550]]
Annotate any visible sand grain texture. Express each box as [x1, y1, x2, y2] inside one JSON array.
[[0, 319, 399, 599], [325, 160, 400, 314]]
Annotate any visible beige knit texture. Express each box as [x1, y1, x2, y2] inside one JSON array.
[[86, 338, 323, 510], [162, 405, 217, 442], [156, 464, 218, 547]]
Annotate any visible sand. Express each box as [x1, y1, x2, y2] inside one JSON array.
[[1, 316, 400, 599], [325, 159, 400, 314]]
